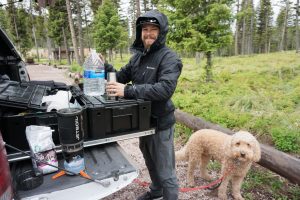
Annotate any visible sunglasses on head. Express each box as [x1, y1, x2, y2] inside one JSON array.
[[139, 18, 159, 25]]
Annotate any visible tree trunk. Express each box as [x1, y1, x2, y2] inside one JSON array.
[[12, 5, 20, 49], [120, 48, 123, 61], [62, 27, 71, 65], [84, 5, 91, 51], [66, 0, 81, 65], [241, 0, 246, 55], [264, 9, 269, 53], [279, 0, 289, 52], [76, 0, 84, 64], [174, 109, 300, 184], [136, 0, 141, 17], [296, 0, 300, 53], [109, 48, 113, 62], [58, 46, 61, 63], [29, 0, 40, 61], [248, 0, 254, 54], [43, 14, 52, 64], [195, 52, 201, 65], [130, 0, 137, 40], [32, 27, 39, 61], [205, 51, 213, 82], [143, 0, 148, 12], [234, 0, 239, 56]]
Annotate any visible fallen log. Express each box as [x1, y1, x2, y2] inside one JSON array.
[[175, 109, 300, 184]]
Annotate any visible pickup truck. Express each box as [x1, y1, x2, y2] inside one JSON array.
[[0, 27, 154, 200]]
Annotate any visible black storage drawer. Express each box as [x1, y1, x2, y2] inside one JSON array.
[[71, 87, 151, 140], [0, 112, 59, 153], [112, 105, 137, 132], [86, 100, 151, 139], [0, 109, 89, 154]]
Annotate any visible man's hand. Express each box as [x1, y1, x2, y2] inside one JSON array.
[[106, 82, 125, 97]]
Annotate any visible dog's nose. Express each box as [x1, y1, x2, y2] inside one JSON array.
[[241, 152, 246, 157]]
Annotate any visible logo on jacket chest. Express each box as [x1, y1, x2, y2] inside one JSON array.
[[146, 66, 155, 70]]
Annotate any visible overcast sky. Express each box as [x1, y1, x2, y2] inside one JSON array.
[[0, 0, 298, 20]]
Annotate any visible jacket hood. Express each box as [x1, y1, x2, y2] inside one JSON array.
[[131, 10, 168, 54]]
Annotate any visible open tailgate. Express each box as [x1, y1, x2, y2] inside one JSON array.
[[10, 142, 138, 200]]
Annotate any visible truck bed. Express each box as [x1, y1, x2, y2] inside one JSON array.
[[10, 142, 139, 200]]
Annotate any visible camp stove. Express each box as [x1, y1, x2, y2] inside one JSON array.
[[53, 107, 88, 179]]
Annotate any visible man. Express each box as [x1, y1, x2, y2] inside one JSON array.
[[105, 10, 182, 200]]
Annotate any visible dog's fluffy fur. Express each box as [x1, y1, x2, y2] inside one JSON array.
[[176, 129, 261, 200]]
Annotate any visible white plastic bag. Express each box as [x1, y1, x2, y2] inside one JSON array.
[[26, 125, 58, 175]]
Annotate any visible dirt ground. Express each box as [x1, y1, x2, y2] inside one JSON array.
[[27, 64, 275, 200]]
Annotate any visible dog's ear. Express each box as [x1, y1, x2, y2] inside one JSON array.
[[224, 136, 233, 158], [252, 138, 261, 162]]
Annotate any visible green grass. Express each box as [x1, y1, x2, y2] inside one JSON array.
[[242, 167, 300, 199]]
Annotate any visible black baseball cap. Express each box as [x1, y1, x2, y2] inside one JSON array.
[[137, 17, 160, 27]]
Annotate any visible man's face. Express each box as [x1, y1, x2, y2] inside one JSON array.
[[141, 24, 160, 49]]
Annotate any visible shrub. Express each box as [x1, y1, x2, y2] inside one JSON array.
[[271, 127, 300, 153]]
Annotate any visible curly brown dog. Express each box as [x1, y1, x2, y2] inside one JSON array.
[[176, 129, 261, 200]]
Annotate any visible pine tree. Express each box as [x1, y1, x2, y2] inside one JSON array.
[[235, 0, 241, 55], [296, 0, 300, 53], [0, 8, 9, 31], [93, 0, 123, 61], [256, 0, 273, 53], [6, 0, 20, 47], [48, 0, 69, 62], [165, 0, 234, 82], [29, 0, 40, 61], [66, 0, 81, 65], [278, 0, 292, 51], [90, 0, 103, 14], [129, 0, 137, 41], [117, 19, 129, 61], [16, 7, 33, 57], [239, 0, 255, 55]]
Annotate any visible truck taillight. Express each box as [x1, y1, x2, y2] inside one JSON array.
[[0, 133, 13, 200]]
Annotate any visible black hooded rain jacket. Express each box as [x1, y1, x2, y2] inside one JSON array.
[[110, 10, 182, 130]]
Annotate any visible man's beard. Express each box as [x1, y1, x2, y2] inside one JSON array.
[[143, 36, 158, 49]]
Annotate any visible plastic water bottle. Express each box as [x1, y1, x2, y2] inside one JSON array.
[[83, 50, 105, 96]]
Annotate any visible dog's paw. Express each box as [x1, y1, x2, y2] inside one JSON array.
[[218, 192, 227, 200], [186, 181, 195, 187], [233, 194, 244, 200]]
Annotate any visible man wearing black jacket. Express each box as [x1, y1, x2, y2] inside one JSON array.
[[105, 10, 182, 200]]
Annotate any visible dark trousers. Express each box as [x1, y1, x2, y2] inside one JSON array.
[[139, 126, 178, 200]]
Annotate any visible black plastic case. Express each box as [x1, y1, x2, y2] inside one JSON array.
[[0, 112, 59, 153], [0, 81, 50, 111], [71, 87, 151, 140]]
